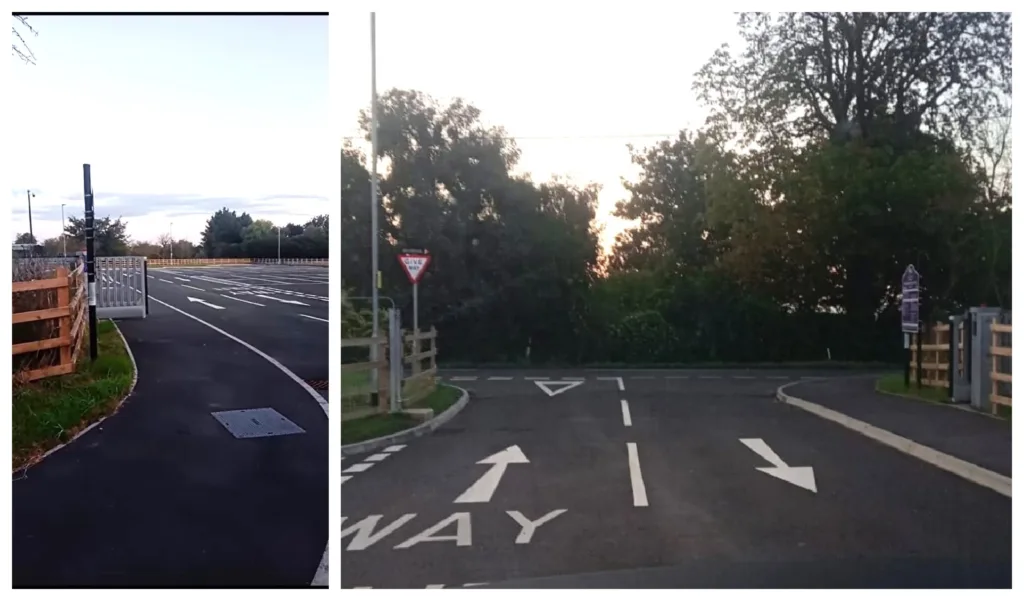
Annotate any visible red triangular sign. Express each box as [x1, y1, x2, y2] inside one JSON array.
[[398, 254, 431, 284]]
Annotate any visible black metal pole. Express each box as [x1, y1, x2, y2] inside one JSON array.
[[947, 316, 955, 400], [904, 333, 911, 388], [143, 258, 150, 316], [84, 164, 98, 361]]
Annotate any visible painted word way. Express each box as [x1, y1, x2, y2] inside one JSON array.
[[340, 509, 568, 551]]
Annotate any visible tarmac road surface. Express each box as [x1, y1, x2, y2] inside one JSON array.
[[339, 371, 1011, 589]]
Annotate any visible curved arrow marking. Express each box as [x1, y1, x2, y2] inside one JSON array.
[[740, 438, 817, 493]]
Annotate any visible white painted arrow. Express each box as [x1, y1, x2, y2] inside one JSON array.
[[186, 296, 225, 310], [739, 438, 817, 493], [534, 380, 584, 397], [454, 445, 529, 503], [253, 293, 310, 306]]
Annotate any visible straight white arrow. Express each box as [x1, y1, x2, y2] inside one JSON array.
[[739, 438, 817, 493], [186, 296, 225, 310], [454, 445, 529, 504], [253, 293, 310, 306]]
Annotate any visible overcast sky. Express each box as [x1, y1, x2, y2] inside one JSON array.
[[336, 7, 740, 249], [10, 14, 328, 244]]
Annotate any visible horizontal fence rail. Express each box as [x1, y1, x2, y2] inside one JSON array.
[[12, 265, 88, 383]]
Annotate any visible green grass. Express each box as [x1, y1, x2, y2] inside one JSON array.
[[12, 320, 135, 470], [876, 373, 1013, 421], [341, 383, 463, 445]]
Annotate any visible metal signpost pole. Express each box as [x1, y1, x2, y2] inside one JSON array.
[[901, 265, 921, 388], [61, 203, 67, 258], [83, 165, 99, 361], [27, 190, 35, 242]]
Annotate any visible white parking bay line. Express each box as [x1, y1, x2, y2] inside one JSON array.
[[220, 294, 265, 307], [450, 376, 478, 381], [620, 400, 632, 427], [300, 314, 329, 323], [597, 376, 625, 391], [487, 376, 513, 381], [626, 442, 649, 507], [181, 284, 205, 291], [340, 475, 352, 485], [174, 277, 191, 282]]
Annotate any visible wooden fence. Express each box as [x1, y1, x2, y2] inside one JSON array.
[[910, 319, 1011, 415], [12, 265, 88, 383], [990, 322, 1012, 414], [341, 327, 439, 420]]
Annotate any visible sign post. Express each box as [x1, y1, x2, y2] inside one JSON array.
[[83, 164, 99, 362], [900, 264, 921, 388], [398, 249, 431, 359]]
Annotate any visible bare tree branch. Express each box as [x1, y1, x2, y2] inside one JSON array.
[[12, 15, 38, 65]]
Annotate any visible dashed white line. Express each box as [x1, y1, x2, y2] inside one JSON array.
[[159, 278, 174, 283], [147, 275, 154, 279], [365, 453, 389, 462], [300, 314, 329, 323], [561, 376, 585, 381], [449, 376, 478, 381], [626, 442, 648, 507], [598, 376, 626, 390], [181, 284, 205, 291], [524, 376, 545, 380], [343, 463, 374, 474], [698, 375, 722, 379], [220, 294, 265, 307], [382, 445, 407, 452], [173, 277, 191, 282], [487, 376, 513, 381], [620, 400, 632, 427]]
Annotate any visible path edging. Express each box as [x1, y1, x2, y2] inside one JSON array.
[[775, 381, 1011, 498], [341, 385, 469, 457], [13, 319, 140, 475]]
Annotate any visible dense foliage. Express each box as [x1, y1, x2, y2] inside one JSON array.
[[343, 13, 1011, 365]]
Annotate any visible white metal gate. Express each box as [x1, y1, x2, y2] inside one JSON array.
[[96, 256, 148, 319]]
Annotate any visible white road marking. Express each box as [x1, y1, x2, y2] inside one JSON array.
[[699, 375, 722, 379], [450, 376, 478, 381], [186, 296, 224, 310], [626, 442, 649, 507], [598, 376, 626, 390], [159, 279, 175, 283], [147, 275, 154, 279], [340, 475, 352, 485], [174, 276, 191, 282], [181, 284, 205, 291], [666, 375, 689, 379], [343, 463, 374, 474], [383, 445, 406, 452], [220, 294, 265, 307], [561, 376, 585, 381], [534, 380, 584, 397], [487, 376, 513, 381], [740, 438, 818, 493], [341, 514, 417, 551], [506, 509, 567, 544], [300, 313, 329, 323], [394, 512, 472, 549], [425, 584, 445, 589], [365, 453, 389, 462], [454, 445, 529, 504], [620, 400, 632, 427], [253, 293, 310, 306], [524, 376, 545, 380]]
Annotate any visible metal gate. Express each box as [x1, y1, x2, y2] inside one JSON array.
[[96, 256, 148, 319]]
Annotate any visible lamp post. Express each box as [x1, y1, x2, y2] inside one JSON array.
[[277, 224, 282, 265], [61, 203, 67, 257], [27, 190, 35, 242], [169, 222, 174, 261]]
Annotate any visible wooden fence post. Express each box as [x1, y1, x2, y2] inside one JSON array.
[[56, 267, 71, 369]]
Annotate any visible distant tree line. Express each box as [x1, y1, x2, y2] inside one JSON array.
[[15, 209, 329, 260], [342, 12, 1011, 365]]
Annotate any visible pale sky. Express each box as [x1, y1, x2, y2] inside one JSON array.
[[10, 14, 329, 245], [336, 8, 742, 249]]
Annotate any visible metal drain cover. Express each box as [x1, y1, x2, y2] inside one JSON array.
[[211, 407, 306, 439]]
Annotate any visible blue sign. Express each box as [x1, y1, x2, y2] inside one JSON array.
[[901, 265, 920, 333]]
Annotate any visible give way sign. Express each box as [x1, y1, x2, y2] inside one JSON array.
[[398, 252, 431, 284]]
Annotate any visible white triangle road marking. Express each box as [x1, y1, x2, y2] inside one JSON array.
[[534, 380, 584, 397]]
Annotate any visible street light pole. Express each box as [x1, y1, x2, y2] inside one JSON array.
[[61, 203, 67, 257], [169, 222, 174, 261], [27, 190, 35, 242], [369, 12, 382, 399], [277, 225, 282, 265]]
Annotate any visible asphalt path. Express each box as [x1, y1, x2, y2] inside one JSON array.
[[339, 371, 1011, 588], [13, 298, 328, 586], [146, 265, 328, 385]]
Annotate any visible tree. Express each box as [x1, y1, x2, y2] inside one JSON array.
[[12, 15, 37, 65], [14, 232, 37, 244], [200, 208, 253, 258], [64, 216, 130, 256]]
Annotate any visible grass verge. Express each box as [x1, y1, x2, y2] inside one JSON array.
[[12, 320, 135, 470], [875, 373, 1013, 421], [341, 383, 463, 446]]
